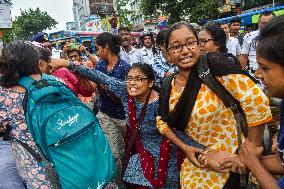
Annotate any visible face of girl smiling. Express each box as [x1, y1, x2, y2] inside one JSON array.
[[167, 26, 200, 71]]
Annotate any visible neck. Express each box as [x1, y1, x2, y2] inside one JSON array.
[[134, 90, 152, 103], [123, 45, 132, 53], [178, 69, 190, 80], [176, 69, 190, 87], [230, 32, 238, 37], [107, 53, 119, 67]]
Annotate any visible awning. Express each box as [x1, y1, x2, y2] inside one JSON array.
[[215, 5, 284, 25]]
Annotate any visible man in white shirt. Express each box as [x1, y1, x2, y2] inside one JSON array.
[[118, 27, 142, 65], [220, 23, 241, 57], [240, 11, 275, 90], [240, 11, 275, 71], [139, 31, 155, 65]]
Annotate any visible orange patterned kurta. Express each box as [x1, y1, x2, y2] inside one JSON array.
[[156, 74, 272, 189]]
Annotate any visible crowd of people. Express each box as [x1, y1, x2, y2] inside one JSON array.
[[0, 11, 284, 189]]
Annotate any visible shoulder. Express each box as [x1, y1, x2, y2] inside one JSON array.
[[95, 59, 106, 69], [119, 59, 131, 69]]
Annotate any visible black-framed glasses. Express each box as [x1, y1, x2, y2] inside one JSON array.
[[198, 39, 214, 47], [125, 77, 149, 83], [168, 41, 198, 53]]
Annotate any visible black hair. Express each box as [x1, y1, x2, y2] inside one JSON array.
[[130, 63, 155, 81], [35, 46, 51, 62], [152, 30, 167, 55], [118, 26, 131, 34], [204, 22, 228, 53], [96, 32, 121, 55], [67, 48, 80, 57], [230, 17, 241, 25], [140, 32, 154, 46], [259, 11, 276, 20], [257, 15, 284, 67], [165, 21, 198, 49], [156, 30, 167, 46], [0, 41, 41, 87]]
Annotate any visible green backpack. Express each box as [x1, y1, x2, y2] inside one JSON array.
[[18, 74, 115, 189]]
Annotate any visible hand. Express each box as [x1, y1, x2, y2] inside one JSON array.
[[182, 145, 205, 168], [239, 139, 263, 170], [201, 150, 232, 173], [219, 155, 247, 174], [49, 58, 70, 71], [79, 45, 87, 53]]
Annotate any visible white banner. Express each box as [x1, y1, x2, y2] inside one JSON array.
[[0, 4, 12, 28]]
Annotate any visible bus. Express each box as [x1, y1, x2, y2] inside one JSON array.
[[49, 30, 141, 54]]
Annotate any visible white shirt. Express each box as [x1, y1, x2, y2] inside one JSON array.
[[139, 46, 154, 65], [227, 37, 241, 56], [241, 30, 259, 70]]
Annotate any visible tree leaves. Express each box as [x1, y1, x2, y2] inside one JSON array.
[[140, 0, 220, 23], [13, 8, 57, 40]]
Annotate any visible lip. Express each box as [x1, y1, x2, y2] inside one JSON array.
[[180, 56, 193, 62]]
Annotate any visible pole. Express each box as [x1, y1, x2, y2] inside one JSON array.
[[273, 0, 275, 7]]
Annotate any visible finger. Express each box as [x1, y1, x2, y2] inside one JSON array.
[[219, 168, 231, 173], [191, 157, 206, 168], [220, 162, 232, 170], [219, 157, 234, 168], [256, 146, 264, 156]]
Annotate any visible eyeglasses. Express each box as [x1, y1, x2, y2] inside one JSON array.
[[125, 77, 149, 83], [198, 39, 214, 47], [168, 41, 198, 53]]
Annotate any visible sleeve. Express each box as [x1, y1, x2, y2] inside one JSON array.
[[241, 35, 251, 55], [218, 74, 272, 127], [156, 116, 170, 134], [0, 93, 9, 131], [152, 55, 169, 79], [69, 62, 128, 98]]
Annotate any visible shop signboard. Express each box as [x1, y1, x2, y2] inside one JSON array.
[[0, 4, 12, 28]]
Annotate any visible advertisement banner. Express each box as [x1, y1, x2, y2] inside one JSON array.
[[0, 4, 12, 28]]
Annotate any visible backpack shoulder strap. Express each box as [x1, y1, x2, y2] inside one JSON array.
[[196, 53, 248, 140], [159, 73, 176, 119], [18, 76, 35, 89], [41, 73, 57, 81]]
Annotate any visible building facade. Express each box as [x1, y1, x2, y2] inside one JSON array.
[[73, 0, 117, 31], [66, 22, 77, 30]]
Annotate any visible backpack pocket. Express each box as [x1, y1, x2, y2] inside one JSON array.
[[48, 122, 115, 189]]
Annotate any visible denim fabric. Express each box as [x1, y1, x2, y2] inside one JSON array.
[[0, 139, 25, 189]]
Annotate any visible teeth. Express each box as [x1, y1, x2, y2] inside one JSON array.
[[182, 57, 192, 61]]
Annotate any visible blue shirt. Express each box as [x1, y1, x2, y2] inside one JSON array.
[[152, 52, 178, 86], [95, 59, 130, 119], [278, 100, 284, 188]]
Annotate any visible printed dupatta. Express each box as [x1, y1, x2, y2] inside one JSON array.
[[124, 93, 172, 188]]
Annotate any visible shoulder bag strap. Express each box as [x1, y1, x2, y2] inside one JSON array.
[[122, 91, 151, 174], [197, 53, 248, 186]]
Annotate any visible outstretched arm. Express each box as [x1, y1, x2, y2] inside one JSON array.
[[49, 59, 128, 98]]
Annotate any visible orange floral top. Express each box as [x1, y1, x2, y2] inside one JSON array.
[[156, 74, 272, 189]]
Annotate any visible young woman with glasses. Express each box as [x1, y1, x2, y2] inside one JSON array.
[[49, 59, 201, 188], [156, 22, 272, 189]]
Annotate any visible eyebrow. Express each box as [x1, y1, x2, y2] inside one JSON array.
[[170, 37, 197, 43]]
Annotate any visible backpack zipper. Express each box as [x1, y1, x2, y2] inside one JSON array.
[[51, 121, 95, 147]]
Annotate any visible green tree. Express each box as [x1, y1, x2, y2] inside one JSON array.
[[117, 0, 133, 27], [13, 8, 57, 40], [140, 0, 221, 24]]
